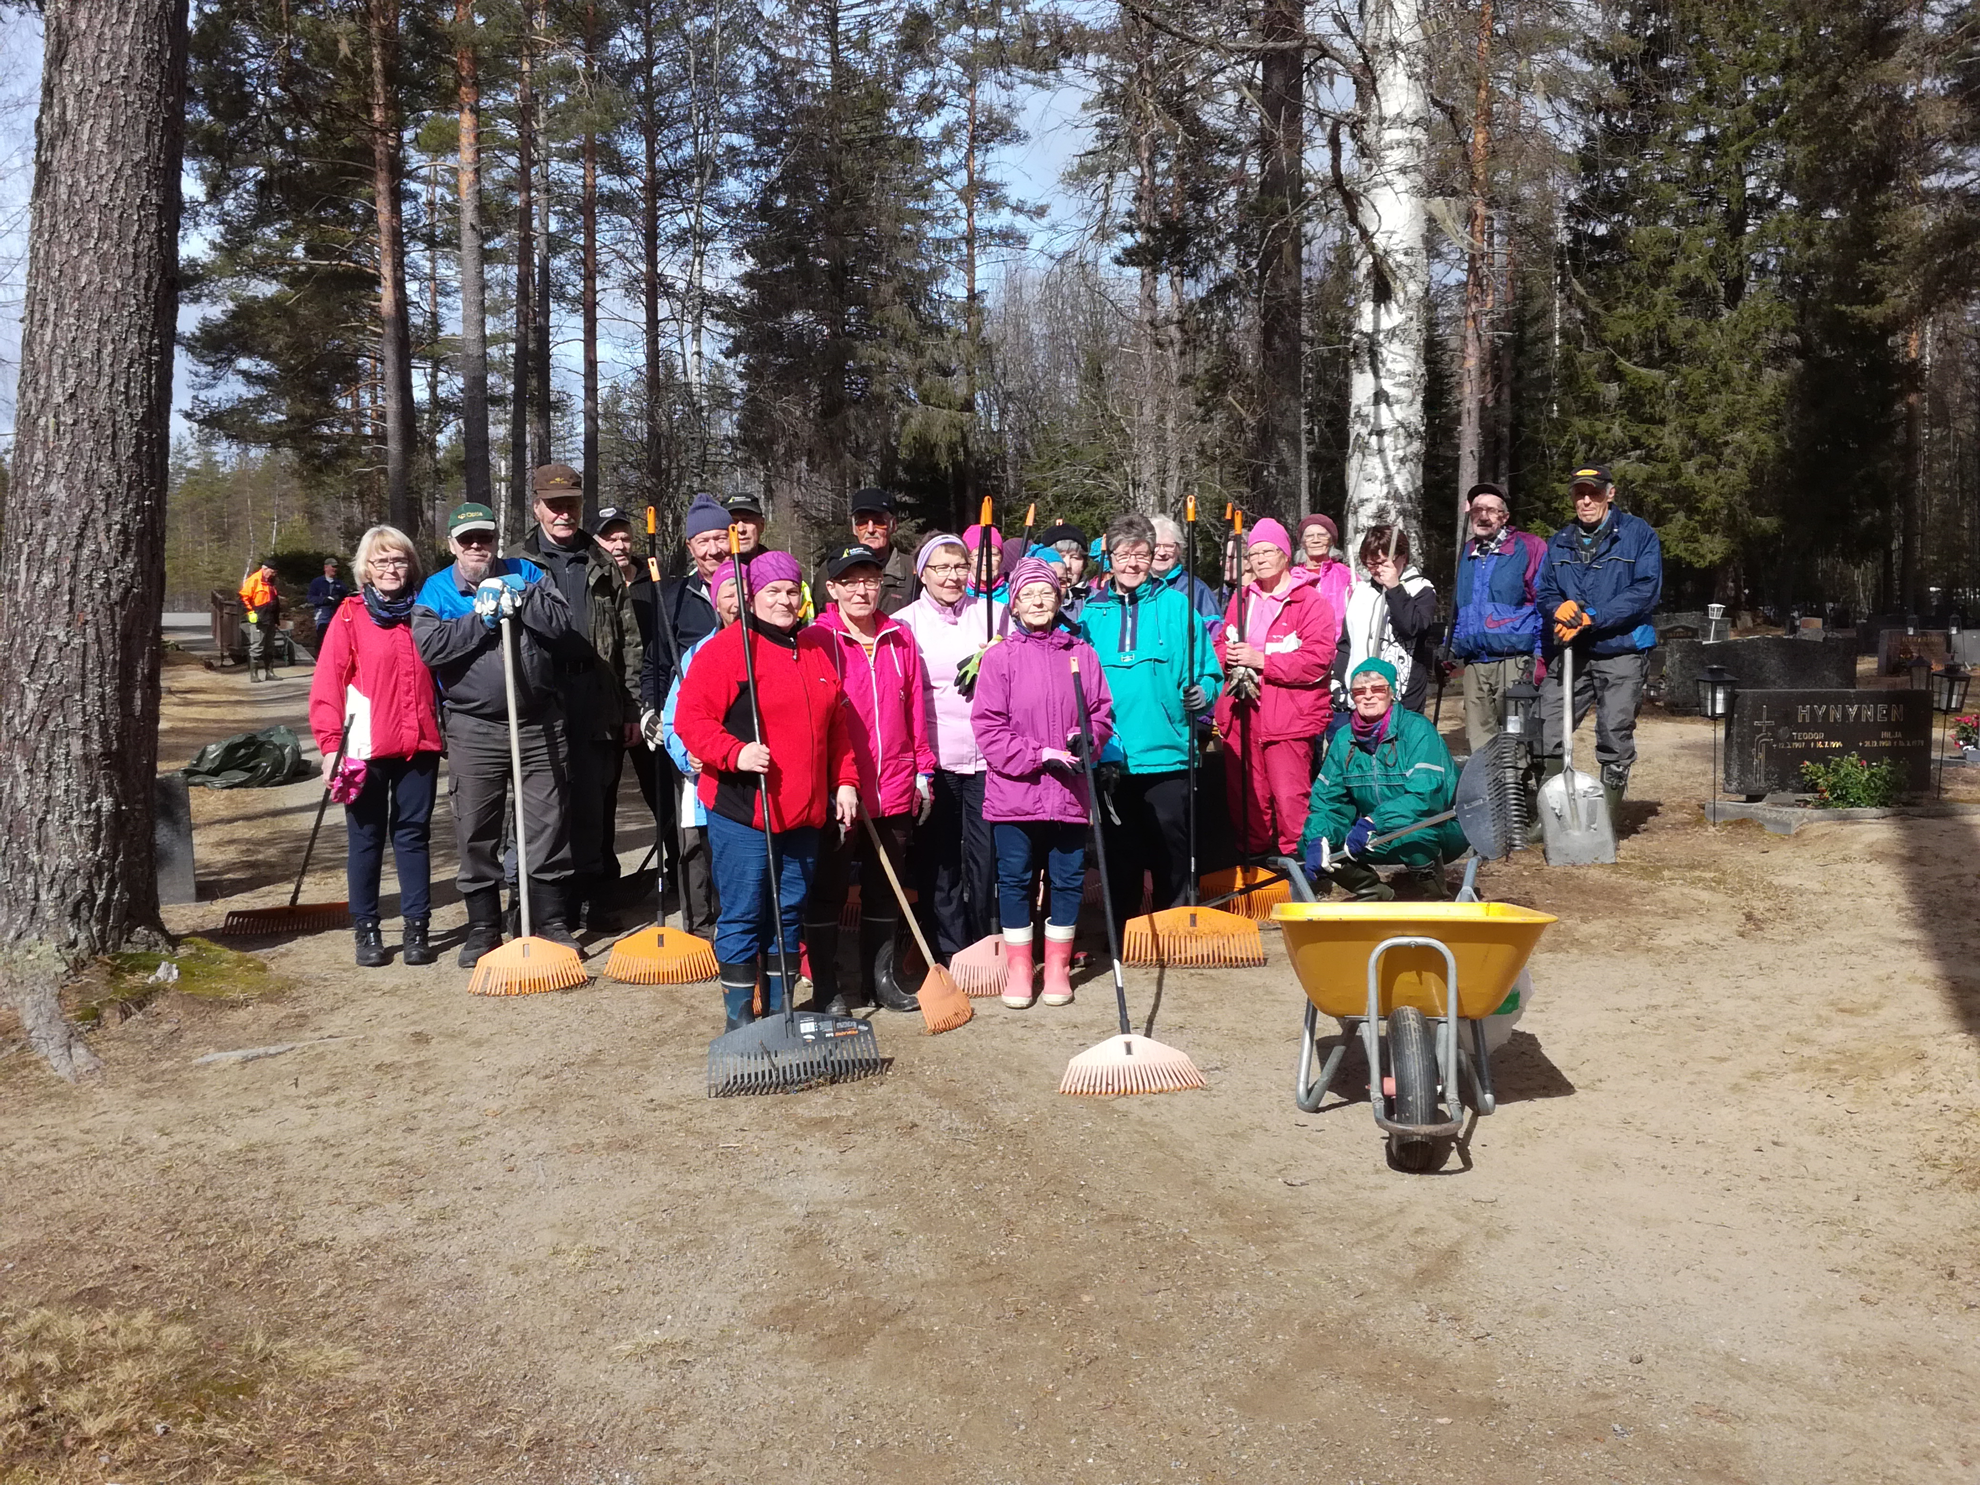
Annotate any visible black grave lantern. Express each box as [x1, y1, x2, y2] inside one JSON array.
[[1500, 680, 1541, 739], [1935, 661, 1971, 717], [1696, 665, 1737, 721], [1909, 653, 1933, 694]]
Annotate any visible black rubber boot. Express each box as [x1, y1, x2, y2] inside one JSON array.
[[804, 919, 848, 1014], [864, 915, 919, 1013], [401, 915, 436, 966], [354, 917, 387, 968], [527, 877, 583, 951], [718, 960, 759, 1032], [457, 888, 505, 969]]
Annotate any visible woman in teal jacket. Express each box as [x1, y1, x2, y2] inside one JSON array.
[[1079, 513, 1224, 925], [1300, 657, 1467, 900]]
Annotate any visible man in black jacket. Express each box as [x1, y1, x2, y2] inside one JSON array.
[[810, 486, 918, 617]]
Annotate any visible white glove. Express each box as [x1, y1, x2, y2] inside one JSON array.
[[472, 578, 507, 626], [915, 773, 934, 824], [641, 707, 667, 751]]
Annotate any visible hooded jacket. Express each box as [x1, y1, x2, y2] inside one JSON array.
[[971, 622, 1115, 824], [412, 559, 577, 724], [1078, 578, 1224, 774], [894, 588, 1004, 773], [1335, 569, 1440, 713], [1213, 566, 1337, 741], [672, 616, 858, 832], [810, 605, 938, 817], [1536, 509, 1663, 658], [309, 594, 443, 761], [1299, 703, 1469, 868]]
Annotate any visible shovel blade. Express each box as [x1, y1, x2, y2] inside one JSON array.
[[1536, 766, 1616, 866]]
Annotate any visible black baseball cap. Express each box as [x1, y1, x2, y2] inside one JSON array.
[[1568, 464, 1613, 489], [825, 544, 888, 580], [724, 492, 766, 520], [1465, 482, 1509, 506], [850, 486, 895, 516], [589, 506, 632, 535]]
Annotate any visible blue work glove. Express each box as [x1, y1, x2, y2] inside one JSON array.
[[1303, 833, 1330, 877], [1343, 816, 1376, 859], [473, 574, 526, 628]]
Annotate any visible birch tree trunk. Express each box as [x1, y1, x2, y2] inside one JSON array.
[[1454, 0, 1493, 559], [1343, 0, 1430, 557], [456, 0, 492, 508], [367, 0, 418, 536], [581, 0, 599, 520], [0, 0, 186, 1080]]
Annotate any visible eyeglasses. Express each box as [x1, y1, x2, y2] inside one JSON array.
[[371, 557, 411, 570], [924, 563, 971, 577], [1349, 684, 1390, 698], [833, 576, 883, 591]]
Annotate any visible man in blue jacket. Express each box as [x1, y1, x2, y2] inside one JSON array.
[[1450, 482, 1546, 749], [1536, 464, 1663, 813]]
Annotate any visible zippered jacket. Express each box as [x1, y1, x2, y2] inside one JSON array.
[[1299, 706, 1469, 868], [1535, 509, 1663, 658], [1079, 579, 1223, 774], [310, 595, 442, 761], [412, 559, 576, 724], [892, 590, 1003, 773], [1214, 566, 1337, 741], [672, 616, 858, 832], [971, 623, 1115, 824], [1452, 530, 1546, 661], [811, 605, 937, 817], [507, 528, 642, 739], [1335, 571, 1440, 712]]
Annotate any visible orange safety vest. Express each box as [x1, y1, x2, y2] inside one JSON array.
[[239, 571, 277, 610]]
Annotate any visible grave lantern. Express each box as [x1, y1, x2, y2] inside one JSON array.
[[1500, 681, 1540, 738], [1951, 611, 1964, 639], [1909, 654, 1933, 694], [1498, 680, 1542, 851], [1906, 613, 1920, 637], [1935, 661, 1971, 717], [1698, 666, 1737, 828]]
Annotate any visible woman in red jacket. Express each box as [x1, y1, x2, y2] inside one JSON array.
[[308, 525, 444, 967], [674, 550, 861, 1031], [1214, 517, 1337, 857]]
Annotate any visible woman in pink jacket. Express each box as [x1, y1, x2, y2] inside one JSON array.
[[1214, 517, 1337, 857], [307, 525, 443, 968], [806, 543, 939, 1015], [971, 556, 1114, 1010], [894, 532, 1004, 964]]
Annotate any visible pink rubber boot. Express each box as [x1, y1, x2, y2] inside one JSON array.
[[1000, 927, 1036, 1008], [1041, 925, 1076, 1006]]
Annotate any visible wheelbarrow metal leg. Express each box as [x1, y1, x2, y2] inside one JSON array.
[[1295, 1000, 1354, 1113]]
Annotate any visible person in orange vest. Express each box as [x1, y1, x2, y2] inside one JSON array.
[[239, 558, 281, 682]]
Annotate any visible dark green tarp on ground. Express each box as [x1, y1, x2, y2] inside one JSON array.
[[184, 726, 311, 789]]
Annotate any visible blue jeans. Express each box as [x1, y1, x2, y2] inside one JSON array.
[[706, 810, 818, 969], [345, 752, 439, 920], [993, 821, 1085, 931]]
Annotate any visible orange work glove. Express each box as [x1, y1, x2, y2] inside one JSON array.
[[1553, 599, 1592, 643]]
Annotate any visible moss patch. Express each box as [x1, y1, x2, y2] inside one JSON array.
[[69, 938, 286, 1028]]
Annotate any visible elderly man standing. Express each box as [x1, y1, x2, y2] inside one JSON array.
[[307, 557, 349, 631], [506, 463, 642, 929], [1536, 463, 1663, 815], [413, 502, 580, 965], [810, 486, 918, 616], [1450, 482, 1546, 750]]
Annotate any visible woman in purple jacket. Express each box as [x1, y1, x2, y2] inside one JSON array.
[[970, 556, 1114, 1010]]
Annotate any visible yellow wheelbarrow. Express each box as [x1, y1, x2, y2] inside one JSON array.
[[1272, 893, 1555, 1171]]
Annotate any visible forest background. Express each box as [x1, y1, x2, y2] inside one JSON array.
[[2, 0, 1978, 617]]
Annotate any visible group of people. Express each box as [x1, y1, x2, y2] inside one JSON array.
[[293, 462, 1662, 1027]]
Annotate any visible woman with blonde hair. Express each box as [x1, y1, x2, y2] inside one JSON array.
[[308, 525, 444, 967]]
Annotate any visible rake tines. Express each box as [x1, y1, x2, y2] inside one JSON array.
[[216, 901, 350, 937], [1059, 1033, 1206, 1096], [706, 1012, 885, 1097], [468, 935, 590, 996], [1196, 865, 1291, 920], [605, 925, 719, 984], [1120, 906, 1265, 968], [915, 964, 975, 1035], [948, 932, 1010, 996]]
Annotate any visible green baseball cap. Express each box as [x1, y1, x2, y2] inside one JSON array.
[[448, 502, 497, 537]]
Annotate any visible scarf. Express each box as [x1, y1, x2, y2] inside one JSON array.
[[1471, 528, 1509, 558], [362, 583, 416, 627], [1349, 705, 1392, 754]]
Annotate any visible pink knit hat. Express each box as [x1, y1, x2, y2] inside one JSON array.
[[746, 549, 801, 590], [1006, 556, 1061, 601], [962, 523, 1003, 554], [1248, 517, 1292, 556]]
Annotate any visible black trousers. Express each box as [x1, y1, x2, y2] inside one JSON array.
[[914, 769, 997, 960], [567, 733, 625, 881], [1099, 769, 1191, 924]]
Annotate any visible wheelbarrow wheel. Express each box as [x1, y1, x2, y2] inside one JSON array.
[[1386, 1006, 1450, 1173]]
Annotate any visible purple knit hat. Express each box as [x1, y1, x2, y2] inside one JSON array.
[[1297, 513, 1339, 546], [1248, 517, 1292, 556], [1007, 556, 1061, 601], [746, 549, 802, 591]]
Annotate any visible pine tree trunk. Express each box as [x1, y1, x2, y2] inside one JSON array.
[[1343, 0, 1430, 555], [581, 0, 599, 519], [1251, 0, 1304, 519], [531, 0, 552, 470], [509, 9, 535, 539], [0, 0, 186, 1080], [367, 0, 418, 537], [456, 0, 492, 508], [1454, 0, 1494, 556]]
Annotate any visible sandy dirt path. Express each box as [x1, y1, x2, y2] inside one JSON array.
[[4, 657, 1978, 1483]]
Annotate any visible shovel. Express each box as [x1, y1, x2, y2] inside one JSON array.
[[1535, 644, 1616, 866]]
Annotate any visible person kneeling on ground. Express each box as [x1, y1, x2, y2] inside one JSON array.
[[1300, 658, 1467, 902], [673, 549, 860, 1032], [971, 556, 1114, 1010]]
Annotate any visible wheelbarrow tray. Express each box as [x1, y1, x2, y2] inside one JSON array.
[[1272, 901, 1556, 1020]]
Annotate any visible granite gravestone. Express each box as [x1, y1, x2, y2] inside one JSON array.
[[1663, 636, 1856, 715], [155, 771, 196, 904], [1726, 689, 1932, 796]]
